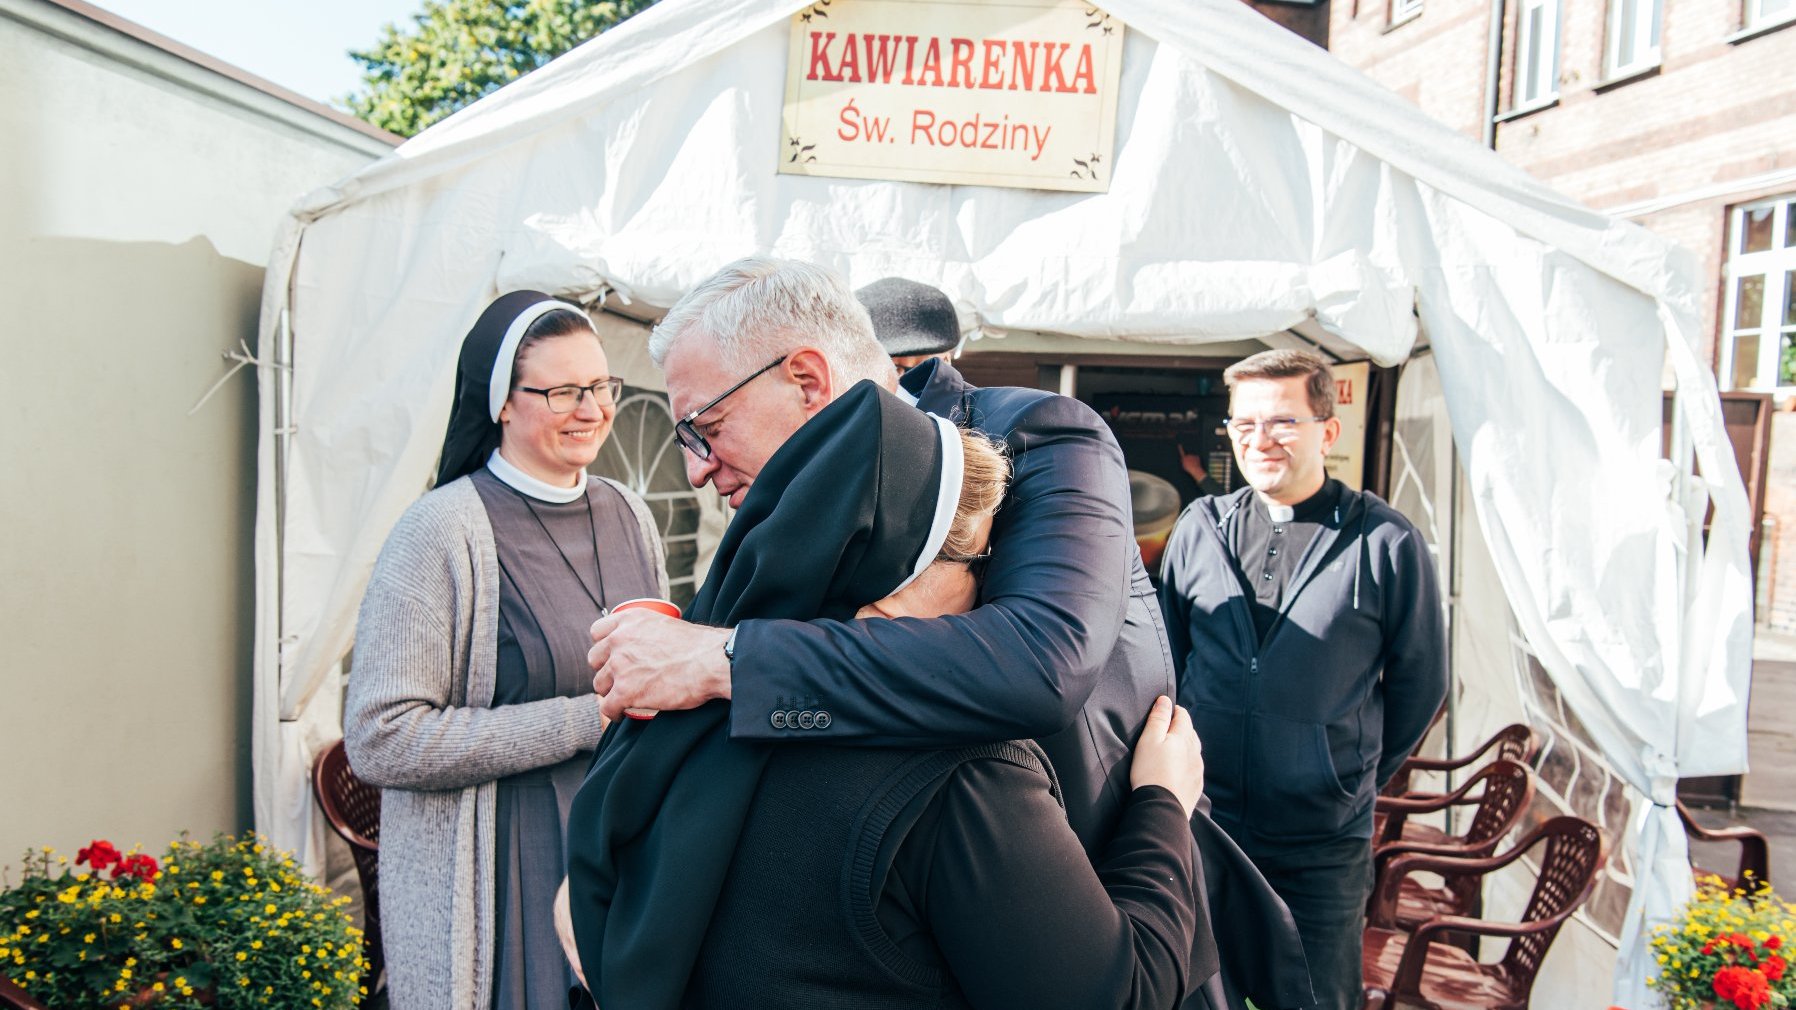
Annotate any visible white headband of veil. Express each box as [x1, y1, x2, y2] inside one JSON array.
[[488, 299, 586, 421], [888, 412, 965, 595]]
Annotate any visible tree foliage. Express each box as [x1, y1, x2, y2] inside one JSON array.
[[344, 0, 657, 137]]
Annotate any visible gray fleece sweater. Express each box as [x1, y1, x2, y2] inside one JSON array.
[[344, 474, 666, 1010]]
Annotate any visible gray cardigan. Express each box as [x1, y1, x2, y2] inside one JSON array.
[[344, 474, 667, 1010]]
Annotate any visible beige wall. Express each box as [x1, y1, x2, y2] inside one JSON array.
[[0, 0, 388, 866]]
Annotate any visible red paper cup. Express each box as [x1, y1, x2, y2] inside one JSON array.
[[612, 597, 682, 619], [610, 598, 682, 719]]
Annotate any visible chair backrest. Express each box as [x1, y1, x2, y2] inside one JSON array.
[[1676, 799, 1772, 892], [1384, 722, 1539, 798], [1490, 723, 1542, 766], [0, 977, 49, 1010], [310, 738, 387, 993], [1502, 816, 1607, 985], [313, 738, 380, 851], [1459, 759, 1536, 855]]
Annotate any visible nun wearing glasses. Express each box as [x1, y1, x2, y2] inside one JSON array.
[[345, 291, 668, 1010]]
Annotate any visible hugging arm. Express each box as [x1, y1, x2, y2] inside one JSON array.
[[728, 396, 1132, 745]]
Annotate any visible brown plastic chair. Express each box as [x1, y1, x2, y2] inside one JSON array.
[[1382, 723, 1541, 799], [1375, 758, 1535, 857], [1677, 799, 1771, 892], [1369, 759, 1535, 946], [0, 977, 49, 1010], [312, 737, 385, 995], [1361, 816, 1607, 1010]]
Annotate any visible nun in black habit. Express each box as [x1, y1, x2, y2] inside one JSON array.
[[561, 380, 1223, 1010], [343, 292, 668, 1010]]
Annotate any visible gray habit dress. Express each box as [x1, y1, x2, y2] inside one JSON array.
[[470, 467, 660, 1010]]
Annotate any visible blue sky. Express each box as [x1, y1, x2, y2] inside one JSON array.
[[95, 0, 425, 105]]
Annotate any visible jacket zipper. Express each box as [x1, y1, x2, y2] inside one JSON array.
[[1242, 655, 1259, 823]]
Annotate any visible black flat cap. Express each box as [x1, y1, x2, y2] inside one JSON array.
[[855, 277, 961, 357]]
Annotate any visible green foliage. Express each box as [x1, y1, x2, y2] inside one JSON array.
[[342, 0, 658, 137], [0, 835, 366, 1010]]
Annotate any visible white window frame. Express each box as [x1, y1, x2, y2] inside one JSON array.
[[1604, 0, 1662, 78], [1391, 0, 1424, 25], [1747, 0, 1796, 31], [1719, 196, 1796, 393], [1515, 0, 1561, 109]]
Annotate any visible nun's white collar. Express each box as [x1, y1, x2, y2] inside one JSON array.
[[486, 448, 587, 504]]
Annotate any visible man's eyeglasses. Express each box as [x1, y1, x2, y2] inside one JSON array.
[[673, 356, 789, 460], [517, 377, 626, 414], [1224, 416, 1330, 443]]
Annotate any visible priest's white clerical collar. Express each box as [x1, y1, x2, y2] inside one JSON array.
[[486, 449, 587, 503], [1267, 503, 1295, 524]]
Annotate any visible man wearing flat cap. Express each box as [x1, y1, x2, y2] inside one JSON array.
[[856, 276, 963, 370]]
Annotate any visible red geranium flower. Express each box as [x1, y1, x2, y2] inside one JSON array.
[[76, 839, 120, 871], [1768, 935, 1783, 950], [111, 853, 160, 883], [1712, 965, 1772, 1010], [1704, 940, 1718, 955], [1763, 954, 1787, 982]]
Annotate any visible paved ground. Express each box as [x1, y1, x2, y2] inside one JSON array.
[[1684, 630, 1796, 891]]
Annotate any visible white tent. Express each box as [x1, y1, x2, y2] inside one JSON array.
[[253, 0, 1753, 1004]]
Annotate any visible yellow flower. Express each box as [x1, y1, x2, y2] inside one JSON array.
[[170, 938, 183, 950], [236, 952, 248, 962]]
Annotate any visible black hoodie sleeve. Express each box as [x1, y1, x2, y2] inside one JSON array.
[[1373, 520, 1449, 788], [1158, 508, 1199, 690]]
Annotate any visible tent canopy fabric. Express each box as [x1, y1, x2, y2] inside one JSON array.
[[253, 1, 1753, 1004]]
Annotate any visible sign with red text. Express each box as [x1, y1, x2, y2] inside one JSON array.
[[780, 0, 1126, 192], [1325, 360, 1369, 490]]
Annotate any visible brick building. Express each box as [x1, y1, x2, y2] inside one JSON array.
[[1281, 0, 1796, 630]]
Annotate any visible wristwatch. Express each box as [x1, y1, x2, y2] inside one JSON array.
[[723, 627, 739, 664]]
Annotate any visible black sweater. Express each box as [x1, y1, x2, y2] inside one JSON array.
[[1159, 484, 1448, 851], [685, 741, 1199, 1010]]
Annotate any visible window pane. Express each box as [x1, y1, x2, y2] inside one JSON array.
[[1781, 332, 1796, 386], [1786, 201, 1796, 247], [1525, 9, 1544, 101], [1550, 2, 1562, 84], [1742, 206, 1775, 253], [1786, 271, 1796, 326], [1758, 0, 1796, 24], [1649, 0, 1662, 46], [1616, 0, 1638, 67], [1736, 274, 1765, 329], [1732, 333, 1761, 389]]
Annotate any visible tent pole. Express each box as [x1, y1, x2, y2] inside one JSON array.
[[275, 304, 293, 710], [1445, 431, 1463, 833]]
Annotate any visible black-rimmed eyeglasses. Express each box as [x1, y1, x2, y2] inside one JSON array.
[[673, 355, 788, 460], [517, 377, 626, 413]]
